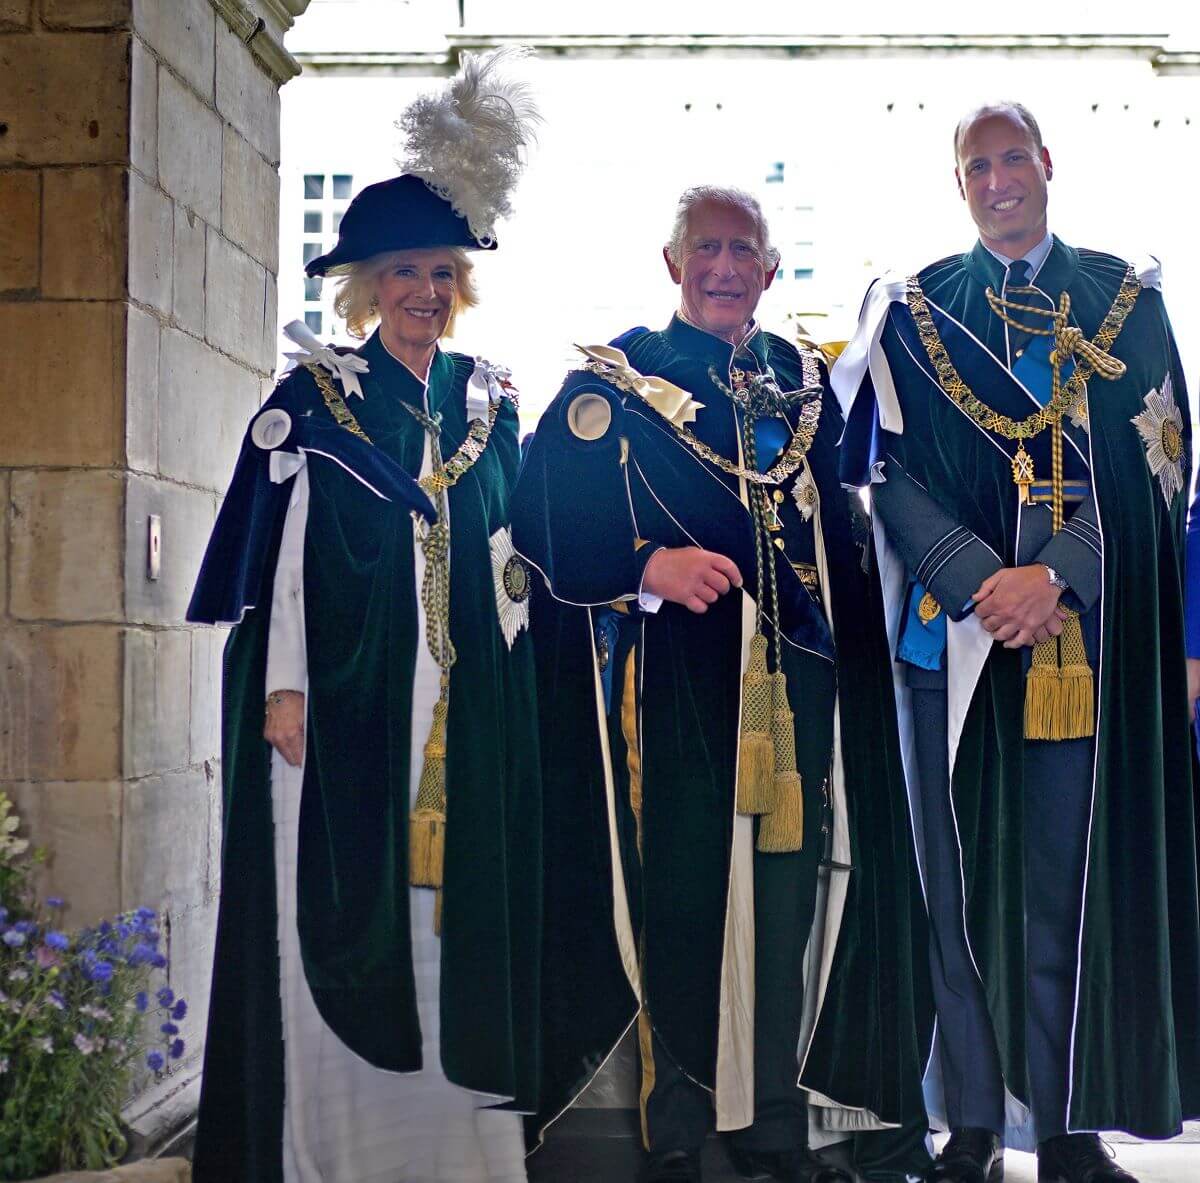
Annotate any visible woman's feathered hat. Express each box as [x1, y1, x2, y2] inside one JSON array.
[[305, 47, 540, 277]]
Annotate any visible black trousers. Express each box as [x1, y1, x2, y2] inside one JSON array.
[[641, 825, 820, 1157], [911, 631, 1095, 1141]]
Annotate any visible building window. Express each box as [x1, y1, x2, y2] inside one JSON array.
[[305, 277, 322, 301], [305, 310, 323, 335], [793, 268, 814, 280], [765, 162, 784, 183], [304, 174, 325, 199], [304, 211, 322, 233], [303, 242, 321, 265], [333, 211, 343, 232], [333, 174, 353, 199]]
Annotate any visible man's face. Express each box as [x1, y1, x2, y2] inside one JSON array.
[[664, 200, 775, 343], [955, 111, 1053, 258]]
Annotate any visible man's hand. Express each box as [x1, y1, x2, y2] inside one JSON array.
[[1188, 658, 1200, 722], [972, 565, 1064, 649], [264, 689, 306, 766], [643, 546, 743, 614]]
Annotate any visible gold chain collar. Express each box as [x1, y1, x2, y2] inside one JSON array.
[[584, 342, 825, 487], [305, 361, 504, 495], [904, 266, 1140, 441]]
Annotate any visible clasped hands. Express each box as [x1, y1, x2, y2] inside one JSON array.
[[972, 564, 1068, 649]]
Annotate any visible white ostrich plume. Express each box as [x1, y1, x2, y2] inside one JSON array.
[[398, 45, 541, 247]]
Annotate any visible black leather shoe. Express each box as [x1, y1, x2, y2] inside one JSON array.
[[643, 1149, 703, 1183], [1037, 1134, 1138, 1183], [926, 1127, 1004, 1183], [728, 1144, 853, 1183]]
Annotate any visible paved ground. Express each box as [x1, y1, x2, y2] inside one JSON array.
[[528, 1120, 1200, 1182]]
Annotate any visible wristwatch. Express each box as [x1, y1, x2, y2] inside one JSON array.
[[1043, 564, 1070, 592]]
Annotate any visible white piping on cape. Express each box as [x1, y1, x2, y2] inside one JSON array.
[[1065, 384, 1104, 1135]]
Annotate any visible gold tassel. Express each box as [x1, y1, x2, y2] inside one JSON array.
[[410, 697, 449, 888], [1024, 614, 1094, 741], [736, 633, 777, 814], [757, 670, 804, 853]]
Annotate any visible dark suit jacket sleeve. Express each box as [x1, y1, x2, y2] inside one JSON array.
[[872, 452, 1004, 622], [1033, 491, 1103, 615]]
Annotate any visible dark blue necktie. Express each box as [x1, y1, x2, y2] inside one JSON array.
[[1004, 259, 1033, 361]]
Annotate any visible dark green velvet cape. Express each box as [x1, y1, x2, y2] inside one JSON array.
[[875, 239, 1200, 1134], [192, 335, 541, 1182], [514, 317, 931, 1136]]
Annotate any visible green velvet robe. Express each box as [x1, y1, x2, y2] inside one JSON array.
[[847, 238, 1200, 1137], [191, 334, 541, 1182], [514, 318, 931, 1141]]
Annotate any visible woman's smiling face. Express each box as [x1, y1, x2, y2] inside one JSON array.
[[375, 248, 460, 354]]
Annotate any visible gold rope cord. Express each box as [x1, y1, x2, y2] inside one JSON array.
[[734, 397, 803, 850], [905, 272, 1139, 741], [306, 362, 508, 930]]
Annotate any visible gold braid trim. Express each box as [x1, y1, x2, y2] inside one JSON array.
[[581, 342, 825, 487], [904, 266, 1140, 440]]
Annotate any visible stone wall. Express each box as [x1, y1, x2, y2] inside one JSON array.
[[0, 0, 305, 1137]]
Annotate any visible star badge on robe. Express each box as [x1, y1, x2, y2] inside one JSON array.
[[490, 526, 531, 648], [1131, 373, 1185, 506], [790, 465, 818, 522]]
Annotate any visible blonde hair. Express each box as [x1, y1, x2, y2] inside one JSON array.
[[332, 247, 479, 340]]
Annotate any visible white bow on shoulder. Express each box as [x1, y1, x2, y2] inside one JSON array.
[[281, 319, 370, 400]]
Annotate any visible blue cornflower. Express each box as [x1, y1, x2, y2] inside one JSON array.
[[14, 920, 36, 935], [46, 897, 65, 909], [134, 991, 148, 1013], [151, 952, 167, 969], [146, 1050, 165, 1072], [156, 987, 175, 1008], [85, 959, 114, 984], [45, 931, 69, 951], [98, 921, 112, 936], [169, 1038, 185, 1060], [2, 930, 25, 948], [0, 907, 7, 923], [116, 923, 133, 941], [161, 1022, 179, 1036], [127, 942, 156, 967], [135, 907, 156, 923], [48, 990, 66, 1010], [171, 999, 188, 1021]]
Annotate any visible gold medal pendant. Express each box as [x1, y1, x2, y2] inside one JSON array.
[[1012, 441, 1035, 504]]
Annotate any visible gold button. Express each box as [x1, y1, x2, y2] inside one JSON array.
[[773, 489, 785, 503]]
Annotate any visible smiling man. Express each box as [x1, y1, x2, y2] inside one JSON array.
[[833, 102, 1200, 1183], [514, 187, 933, 1183]]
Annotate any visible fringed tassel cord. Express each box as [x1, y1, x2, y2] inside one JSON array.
[[757, 669, 804, 852]]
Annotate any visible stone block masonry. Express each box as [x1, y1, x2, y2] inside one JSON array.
[[0, 0, 309, 1154]]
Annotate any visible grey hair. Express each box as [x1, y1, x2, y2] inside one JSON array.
[[953, 101, 1044, 162], [665, 185, 781, 271]]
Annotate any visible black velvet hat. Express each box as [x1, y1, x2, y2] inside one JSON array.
[[304, 174, 497, 278], [305, 48, 537, 279]]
